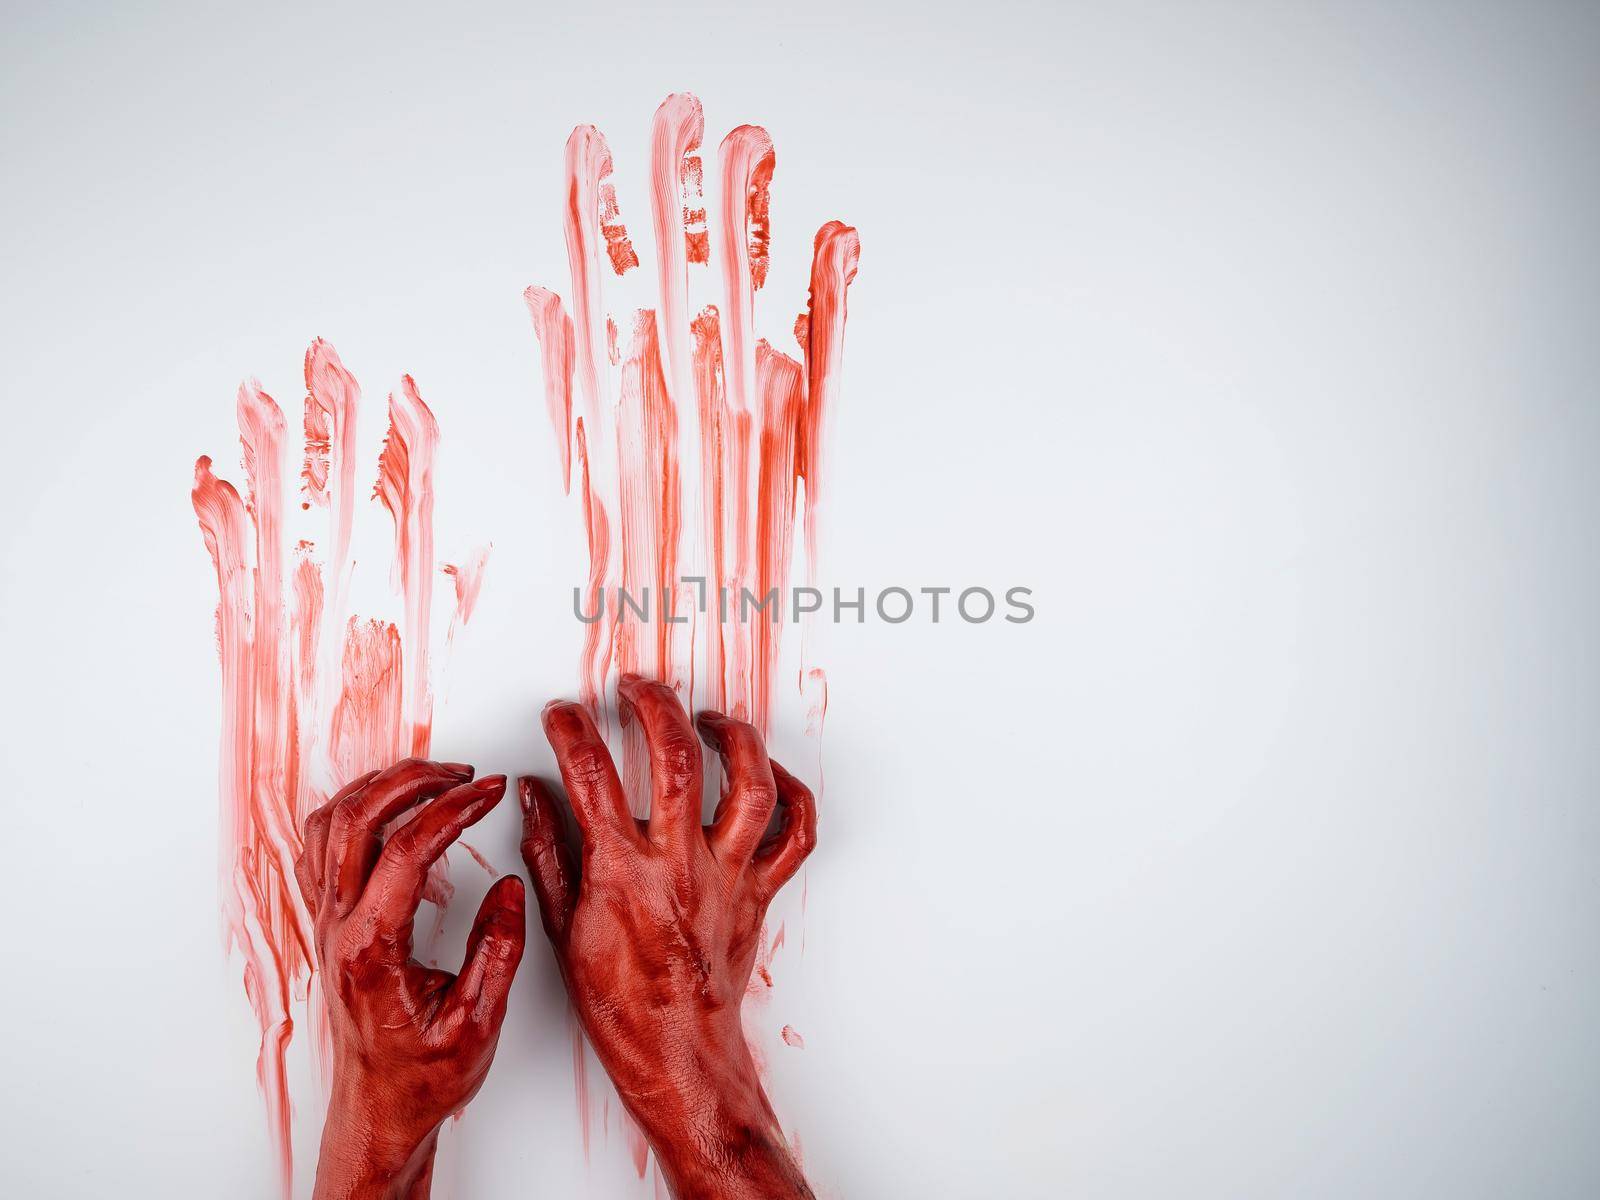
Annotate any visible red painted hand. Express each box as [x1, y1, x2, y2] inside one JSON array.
[[520, 674, 817, 1200], [295, 758, 526, 1200]]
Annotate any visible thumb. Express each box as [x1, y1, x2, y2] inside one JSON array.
[[448, 875, 526, 1032], [518, 776, 578, 944]]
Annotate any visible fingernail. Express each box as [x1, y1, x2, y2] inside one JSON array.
[[502, 877, 526, 912], [516, 778, 537, 815], [441, 761, 475, 778], [477, 774, 508, 794]]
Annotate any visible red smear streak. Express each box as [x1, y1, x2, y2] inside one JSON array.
[[798, 222, 862, 570], [566, 126, 631, 434], [690, 307, 729, 712], [752, 342, 805, 734], [571, 1016, 592, 1161], [713, 125, 774, 720], [301, 340, 360, 578], [614, 310, 681, 686], [375, 377, 440, 758], [524, 287, 576, 493], [327, 618, 404, 784], [648, 93, 706, 421], [681, 153, 710, 265], [457, 840, 497, 878], [720, 125, 775, 293], [781, 1025, 805, 1050], [194, 454, 298, 1198], [443, 544, 491, 644], [574, 418, 614, 715]]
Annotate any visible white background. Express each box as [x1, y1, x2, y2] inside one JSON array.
[[3, 1, 1599, 1197]]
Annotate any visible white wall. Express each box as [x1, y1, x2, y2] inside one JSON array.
[[2, 1, 1598, 1196]]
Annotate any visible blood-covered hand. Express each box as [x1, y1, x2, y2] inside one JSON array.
[[294, 758, 527, 1200], [519, 674, 817, 1200]]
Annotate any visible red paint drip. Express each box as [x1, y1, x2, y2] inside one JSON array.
[[524, 286, 576, 493], [614, 310, 681, 688], [375, 378, 440, 758]]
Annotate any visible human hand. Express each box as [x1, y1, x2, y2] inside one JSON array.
[[519, 674, 816, 1199], [295, 758, 526, 1200]]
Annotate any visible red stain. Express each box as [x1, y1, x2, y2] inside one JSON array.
[[524, 287, 576, 493], [443, 544, 492, 644], [374, 377, 440, 758]]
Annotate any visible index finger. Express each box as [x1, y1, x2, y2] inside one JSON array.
[[296, 768, 378, 910], [327, 757, 474, 915], [541, 700, 640, 850]]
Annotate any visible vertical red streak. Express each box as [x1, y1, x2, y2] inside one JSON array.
[[752, 342, 805, 735], [648, 93, 705, 423], [327, 617, 405, 785], [562, 127, 624, 722], [375, 378, 440, 758], [302, 339, 360, 585], [798, 222, 861, 570], [715, 126, 774, 721], [690, 308, 727, 711], [615, 311, 681, 685], [193, 454, 297, 1199], [574, 418, 614, 715], [290, 547, 324, 838], [524, 286, 576, 493], [565, 126, 631, 433], [572, 1017, 593, 1161]]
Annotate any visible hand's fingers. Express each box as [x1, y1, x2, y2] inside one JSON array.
[[518, 776, 578, 944], [753, 760, 818, 896], [699, 711, 778, 863], [359, 777, 509, 931], [446, 875, 527, 1032], [296, 769, 378, 909], [541, 701, 639, 848], [328, 757, 474, 915], [617, 674, 703, 848]]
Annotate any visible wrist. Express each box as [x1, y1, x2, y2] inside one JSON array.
[[614, 1033, 810, 1200], [313, 1080, 440, 1200]]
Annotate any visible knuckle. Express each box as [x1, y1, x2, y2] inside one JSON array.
[[483, 934, 520, 964], [739, 783, 778, 813], [656, 735, 701, 787], [564, 743, 614, 787]]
